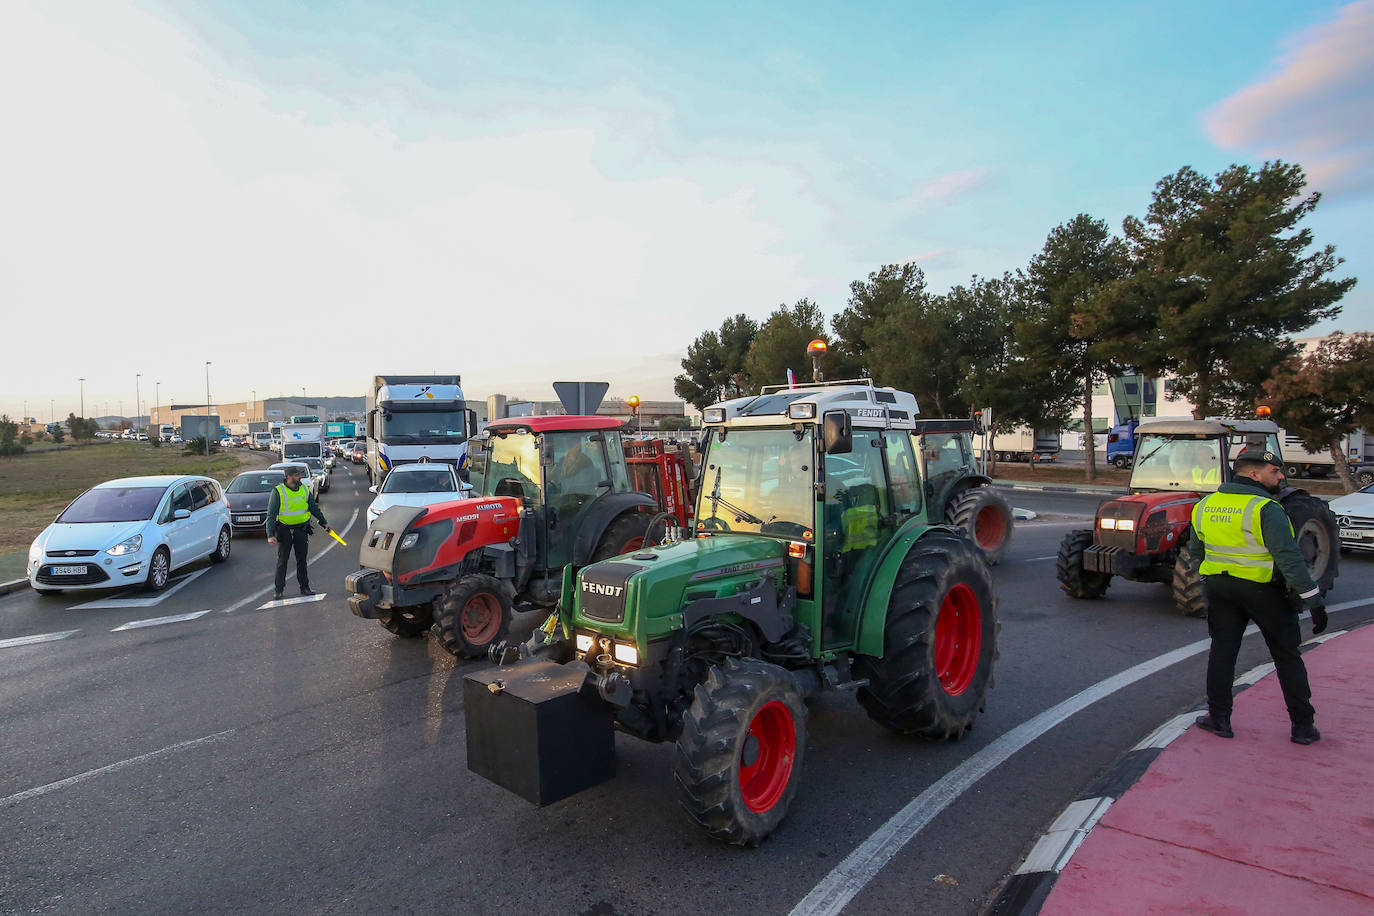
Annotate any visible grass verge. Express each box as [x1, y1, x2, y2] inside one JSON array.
[[0, 441, 270, 555]]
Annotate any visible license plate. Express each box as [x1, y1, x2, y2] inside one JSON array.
[[50, 565, 88, 576], [1341, 530, 1369, 540], [236, 515, 262, 523]]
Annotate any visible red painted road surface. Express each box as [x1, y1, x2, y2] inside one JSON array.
[[1042, 624, 1374, 916]]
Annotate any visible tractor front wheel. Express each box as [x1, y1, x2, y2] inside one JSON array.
[[1281, 492, 1340, 593], [379, 606, 434, 638], [1171, 543, 1207, 617], [1056, 529, 1111, 599], [853, 531, 998, 739], [674, 657, 806, 846], [434, 575, 512, 658], [945, 486, 1014, 565]]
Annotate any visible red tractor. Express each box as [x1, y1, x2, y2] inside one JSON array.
[[1056, 417, 1339, 616], [346, 417, 693, 657]]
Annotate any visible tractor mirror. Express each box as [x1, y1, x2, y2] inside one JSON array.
[[822, 410, 852, 454]]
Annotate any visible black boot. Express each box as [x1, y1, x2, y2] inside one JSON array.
[[1196, 714, 1234, 739], [1291, 723, 1321, 745]]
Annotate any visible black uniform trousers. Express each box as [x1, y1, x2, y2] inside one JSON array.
[[273, 522, 311, 594], [1203, 573, 1314, 725]]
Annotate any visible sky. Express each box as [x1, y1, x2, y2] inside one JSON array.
[[2, 0, 1371, 422]]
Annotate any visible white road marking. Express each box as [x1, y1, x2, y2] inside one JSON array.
[[110, 609, 213, 632], [1, 729, 235, 806], [222, 508, 356, 614], [257, 594, 326, 609], [70, 569, 208, 610], [1024, 555, 1058, 562], [0, 630, 80, 649]]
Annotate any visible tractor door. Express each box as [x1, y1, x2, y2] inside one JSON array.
[[920, 431, 973, 513], [545, 432, 628, 569], [821, 429, 901, 651]]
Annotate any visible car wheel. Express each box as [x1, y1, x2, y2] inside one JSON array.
[[145, 546, 171, 591], [210, 526, 231, 563]]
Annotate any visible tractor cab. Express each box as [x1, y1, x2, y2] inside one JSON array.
[[1128, 419, 1281, 494]]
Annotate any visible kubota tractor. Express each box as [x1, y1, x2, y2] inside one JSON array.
[[464, 380, 999, 846], [1055, 417, 1339, 616], [346, 417, 690, 658]]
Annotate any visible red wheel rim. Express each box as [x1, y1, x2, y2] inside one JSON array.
[[618, 536, 644, 554], [934, 583, 982, 696], [739, 700, 796, 813], [973, 506, 1002, 550], [460, 593, 501, 643]]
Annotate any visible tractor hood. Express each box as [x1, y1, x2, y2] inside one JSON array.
[[571, 534, 789, 643]]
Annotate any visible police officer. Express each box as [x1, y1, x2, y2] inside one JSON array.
[[1189, 447, 1327, 745], [266, 464, 331, 599]]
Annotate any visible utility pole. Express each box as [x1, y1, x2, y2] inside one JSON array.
[[135, 373, 142, 440], [205, 361, 212, 474], [78, 377, 86, 420]]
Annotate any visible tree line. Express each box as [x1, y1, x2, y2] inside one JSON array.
[[674, 161, 1370, 487]]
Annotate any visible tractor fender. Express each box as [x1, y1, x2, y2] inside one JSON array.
[[853, 519, 965, 659], [571, 490, 659, 567], [956, 473, 995, 490]]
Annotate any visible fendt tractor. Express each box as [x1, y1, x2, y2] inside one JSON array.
[[1056, 416, 1339, 616], [463, 380, 999, 846], [346, 417, 694, 658]]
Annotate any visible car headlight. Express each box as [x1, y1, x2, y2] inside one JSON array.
[[29, 540, 42, 563], [399, 532, 420, 549], [106, 534, 143, 556]]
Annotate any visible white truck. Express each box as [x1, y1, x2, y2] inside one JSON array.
[[280, 421, 326, 462], [364, 375, 475, 485], [974, 426, 1061, 463], [158, 424, 176, 443], [1279, 428, 1374, 485]]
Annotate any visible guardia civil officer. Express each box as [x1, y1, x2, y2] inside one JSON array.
[[266, 464, 332, 599], [1189, 447, 1327, 745]]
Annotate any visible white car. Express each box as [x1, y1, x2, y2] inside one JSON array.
[[269, 461, 324, 500], [366, 462, 467, 526], [1329, 482, 1374, 552], [28, 475, 231, 594]]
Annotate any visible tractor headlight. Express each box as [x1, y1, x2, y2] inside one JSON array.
[[1116, 519, 1135, 531], [787, 402, 817, 420], [703, 408, 725, 424], [575, 633, 594, 654], [613, 642, 639, 665], [399, 532, 420, 549], [1099, 518, 1116, 530], [106, 534, 143, 556]]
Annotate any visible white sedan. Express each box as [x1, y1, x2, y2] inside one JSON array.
[[367, 462, 468, 526], [28, 475, 231, 594], [1329, 483, 1374, 552]]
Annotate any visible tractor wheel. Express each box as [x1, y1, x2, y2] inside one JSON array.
[[1056, 529, 1110, 599], [590, 513, 651, 563], [378, 606, 434, 638], [853, 531, 998, 740], [1171, 543, 1207, 617], [945, 486, 1014, 565], [674, 657, 806, 846], [1281, 492, 1340, 593], [434, 574, 512, 658]]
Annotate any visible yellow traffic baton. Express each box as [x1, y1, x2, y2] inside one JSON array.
[[326, 528, 347, 547]]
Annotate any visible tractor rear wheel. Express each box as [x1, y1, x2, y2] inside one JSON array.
[[853, 531, 998, 740], [1056, 529, 1111, 599], [1171, 543, 1207, 617], [1281, 492, 1340, 593], [674, 657, 806, 846], [378, 606, 434, 638], [945, 486, 1014, 565], [590, 513, 652, 563], [434, 575, 512, 658]]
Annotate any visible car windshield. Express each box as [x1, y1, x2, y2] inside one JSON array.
[[1130, 435, 1224, 492], [695, 427, 815, 537], [381, 469, 456, 494], [380, 408, 467, 442], [227, 472, 285, 493], [58, 486, 166, 523]]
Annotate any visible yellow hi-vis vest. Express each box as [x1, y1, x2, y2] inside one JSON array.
[[275, 482, 311, 525], [1190, 492, 1292, 583]]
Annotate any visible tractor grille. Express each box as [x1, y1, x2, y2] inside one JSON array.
[[579, 562, 638, 624]]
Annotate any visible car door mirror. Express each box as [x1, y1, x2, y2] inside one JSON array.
[[173, 509, 191, 520], [369, 485, 378, 494], [460, 481, 474, 492]]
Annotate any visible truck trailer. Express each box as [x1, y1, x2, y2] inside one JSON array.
[[974, 426, 1061, 463], [280, 421, 326, 462], [364, 375, 476, 484]]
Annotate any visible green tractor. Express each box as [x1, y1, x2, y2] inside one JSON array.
[[465, 380, 999, 845]]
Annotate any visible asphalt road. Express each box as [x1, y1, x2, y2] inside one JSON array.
[[2, 470, 1370, 915]]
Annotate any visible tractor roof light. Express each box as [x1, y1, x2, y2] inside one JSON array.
[[703, 408, 726, 424], [807, 339, 828, 356], [1256, 405, 1272, 418]]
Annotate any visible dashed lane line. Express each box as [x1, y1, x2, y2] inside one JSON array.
[[257, 594, 327, 609], [0, 630, 80, 650], [110, 609, 213, 632], [1, 729, 236, 806]]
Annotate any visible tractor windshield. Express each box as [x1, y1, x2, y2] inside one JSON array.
[[470, 431, 541, 503], [1130, 435, 1225, 492], [696, 427, 815, 538]]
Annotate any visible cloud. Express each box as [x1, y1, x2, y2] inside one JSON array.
[[909, 168, 992, 206], [903, 248, 957, 269], [1203, 1, 1374, 198]]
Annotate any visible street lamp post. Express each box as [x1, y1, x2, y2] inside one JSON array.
[[135, 373, 142, 441], [78, 378, 86, 420], [154, 381, 161, 432], [205, 361, 212, 473]]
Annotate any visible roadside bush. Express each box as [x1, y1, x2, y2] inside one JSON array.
[[183, 436, 219, 455]]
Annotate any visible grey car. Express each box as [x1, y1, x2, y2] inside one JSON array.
[[225, 469, 287, 533]]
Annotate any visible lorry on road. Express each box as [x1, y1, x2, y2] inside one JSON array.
[[325, 421, 357, 440], [461, 380, 999, 846], [364, 375, 475, 486], [1106, 419, 1139, 469], [974, 426, 1060, 463], [1277, 428, 1374, 485], [158, 424, 176, 443], [280, 421, 326, 462]]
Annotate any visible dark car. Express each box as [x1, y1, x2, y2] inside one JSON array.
[[224, 469, 286, 533], [350, 442, 366, 464]]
